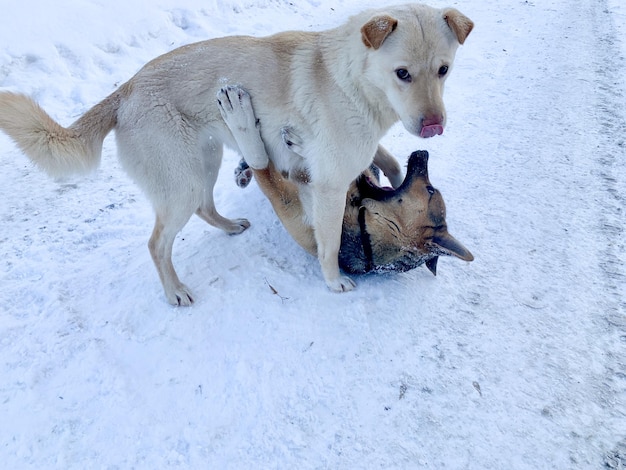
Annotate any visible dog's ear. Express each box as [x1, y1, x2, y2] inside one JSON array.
[[443, 8, 474, 45], [426, 257, 439, 276], [359, 197, 379, 212], [361, 15, 398, 50], [429, 232, 474, 262]]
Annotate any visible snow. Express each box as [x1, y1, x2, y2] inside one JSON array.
[[1, 0, 625, 468]]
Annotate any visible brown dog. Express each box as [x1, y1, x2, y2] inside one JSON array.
[[238, 150, 474, 275]]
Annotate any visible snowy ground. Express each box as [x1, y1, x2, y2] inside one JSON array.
[[1, 0, 624, 468]]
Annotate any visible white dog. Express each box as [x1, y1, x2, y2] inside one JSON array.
[[0, 4, 473, 305]]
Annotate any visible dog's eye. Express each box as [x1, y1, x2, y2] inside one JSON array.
[[396, 68, 411, 82], [438, 65, 449, 77]]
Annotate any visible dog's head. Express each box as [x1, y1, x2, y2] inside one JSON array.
[[339, 150, 473, 274], [360, 5, 473, 138]]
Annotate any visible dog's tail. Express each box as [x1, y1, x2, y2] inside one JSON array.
[[0, 84, 128, 177]]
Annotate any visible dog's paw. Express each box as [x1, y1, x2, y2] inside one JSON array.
[[234, 159, 253, 188], [217, 85, 253, 122], [326, 275, 356, 293], [225, 218, 251, 235], [281, 126, 304, 154], [167, 284, 194, 306], [216, 85, 269, 170]]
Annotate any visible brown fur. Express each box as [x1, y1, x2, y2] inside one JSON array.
[[251, 151, 473, 274], [361, 15, 399, 49]]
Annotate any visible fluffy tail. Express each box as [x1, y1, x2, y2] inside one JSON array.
[[0, 84, 127, 177]]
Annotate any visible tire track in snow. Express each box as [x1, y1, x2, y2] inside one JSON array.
[[591, 2, 626, 316], [587, 1, 626, 466]]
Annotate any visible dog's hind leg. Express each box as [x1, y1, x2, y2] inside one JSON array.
[[216, 86, 269, 170], [196, 204, 250, 235], [143, 136, 247, 305], [149, 210, 196, 306], [148, 167, 248, 307], [196, 137, 250, 234]]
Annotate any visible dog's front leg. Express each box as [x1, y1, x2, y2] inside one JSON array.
[[217, 86, 269, 170], [373, 145, 403, 189], [311, 185, 356, 292]]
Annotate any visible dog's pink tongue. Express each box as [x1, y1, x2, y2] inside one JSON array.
[[420, 124, 444, 138]]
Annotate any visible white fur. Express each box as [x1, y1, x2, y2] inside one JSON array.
[[0, 3, 472, 305]]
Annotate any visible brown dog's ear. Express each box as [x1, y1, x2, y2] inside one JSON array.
[[426, 257, 439, 276], [443, 8, 474, 45], [430, 232, 474, 262], [361, 15, 398, 49]]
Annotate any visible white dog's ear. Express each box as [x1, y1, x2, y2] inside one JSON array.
[[443, 8, 474, 45], [361, 15, 398, 49]]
